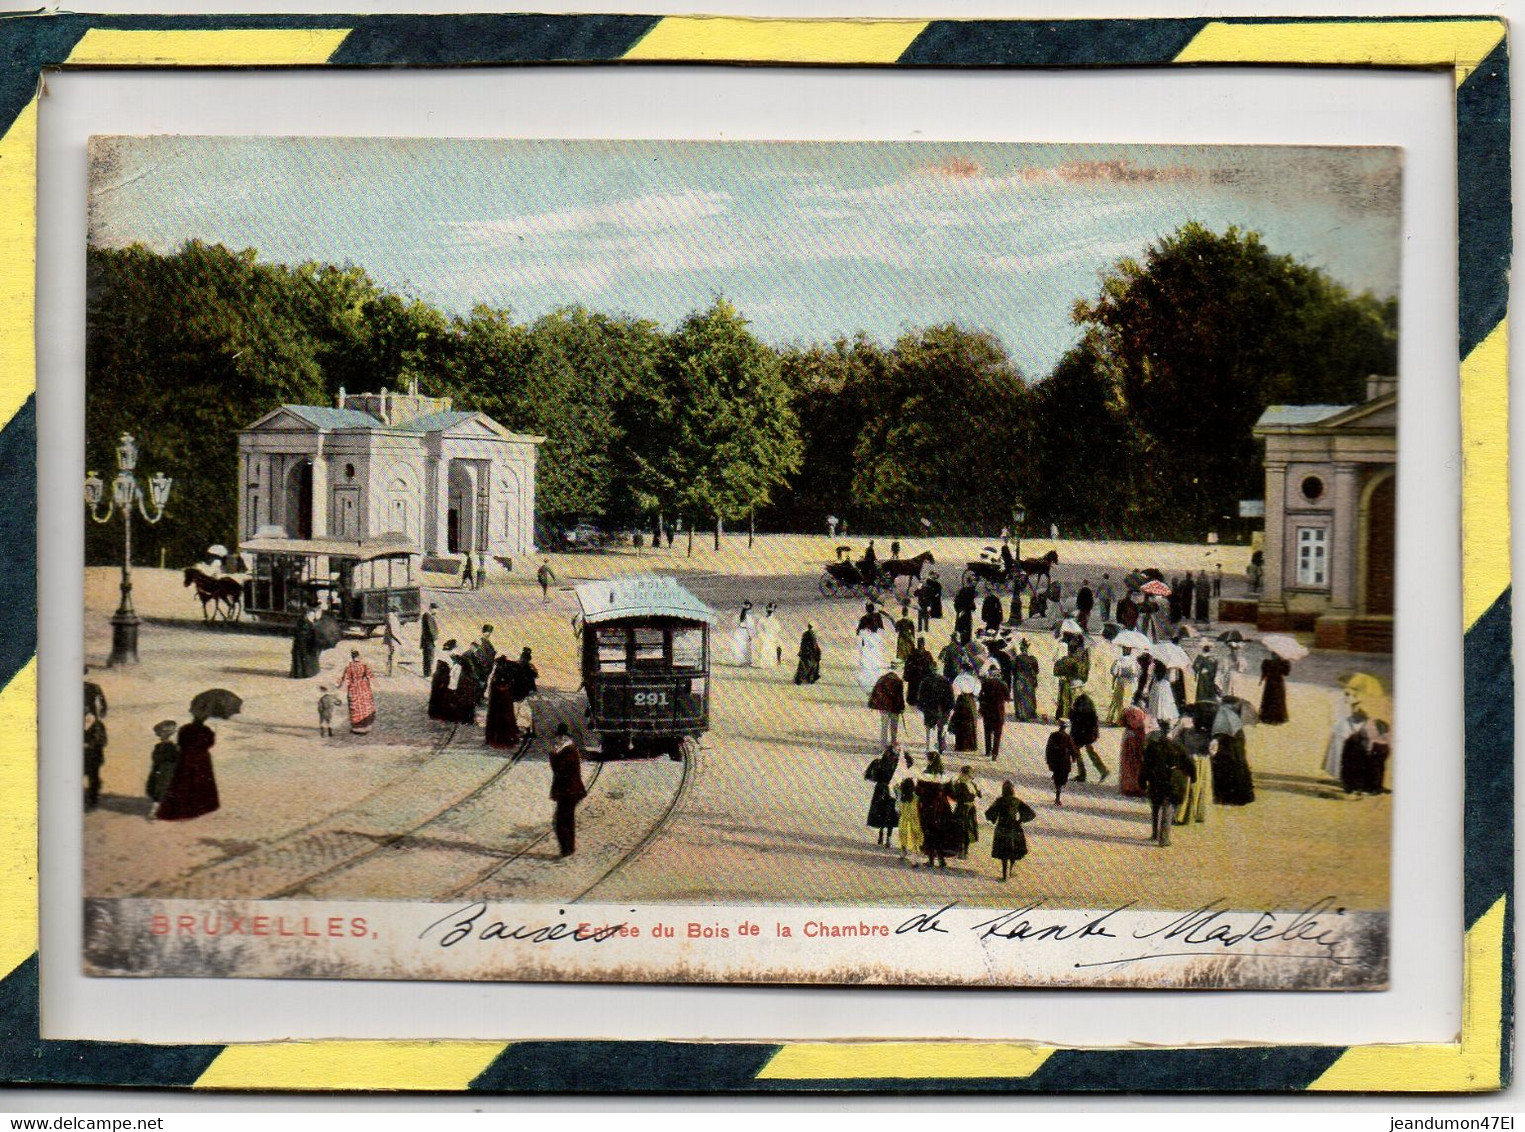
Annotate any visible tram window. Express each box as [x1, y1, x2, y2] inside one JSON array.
[[672, 627, 705, 670], [595, 627, 627, 672], [633, 627, 665, 667]]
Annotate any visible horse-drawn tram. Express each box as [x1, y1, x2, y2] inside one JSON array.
[[239, 534, 422, 634], [574, 575, 714, 759]]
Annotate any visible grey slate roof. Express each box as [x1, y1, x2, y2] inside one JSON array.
[[1253, 404, 1352, 429], [280, 405, 383, 429], [398, 410, 480, 433]]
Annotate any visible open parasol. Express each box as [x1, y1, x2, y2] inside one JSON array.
[[1217, 629, 1246, 643], [206, 544, 229, 558], [1112, 629, 1152, 652], [1261, 634, 1309, 661], [314, 613, 343, 651], [1153, 643, 1191, 670], [1057, 618, 1085, 637], [190, 688, 243, 720], [1140, 579, 1172, 597]]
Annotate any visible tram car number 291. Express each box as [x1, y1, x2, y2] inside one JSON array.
[[574, 576, 716, 761]]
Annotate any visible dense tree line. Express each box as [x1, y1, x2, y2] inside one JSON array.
[[85, 223, 1395, 566]]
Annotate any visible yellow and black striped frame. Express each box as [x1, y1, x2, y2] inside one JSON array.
[[0, 13, 1509, 1093]]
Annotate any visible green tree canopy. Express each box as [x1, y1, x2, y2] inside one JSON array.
[[1072, 222, 1396, 533]]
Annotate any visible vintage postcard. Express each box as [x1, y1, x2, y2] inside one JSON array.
[[80, 137, 1397, 989]]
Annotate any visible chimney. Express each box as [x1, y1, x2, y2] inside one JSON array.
[[336, 385, 346, 410]]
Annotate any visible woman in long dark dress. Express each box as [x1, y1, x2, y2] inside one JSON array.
[[864, 746, 900, 845], [452, 657, 481, 726], [950, 671, 980, 752], [916, 758, 954, 868], [1259, 655, 1291, 724], [1209, 701, 1256, 805], [484, 656, 522, 748], [156, 714, 220, 821], [986, 780, 1037, 880], [952, 765, 982, 858], [427, 654, 454, 721], [1010, 640, 1039, 722], [793, 625, 822, 685], [289, 609, 322, 679]]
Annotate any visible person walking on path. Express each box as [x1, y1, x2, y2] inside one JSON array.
[[548, 722, 587, 857], [793, 624, 822, 685], [1141, 726, 1194, 847], [894, 604, 917, 668], [1108, 647, 1140, 724], [915, 753, 955, 869], [1096, 575, 1116, 624], [145, 719, 179, 809], [383, 609, 403, 677], [1174, 715, 1212, 825], [1011, 638, 1040, 722], [537, 561, 556, 605], [289, 604, 323, 679], [918, 669, 955, 754], [460, 553, 474, 591], [485, 655, 522, 749], [1068, 683, 1108, 782], [83, 710, 107, 811], [1192, 643, 1220, 705], [1045, 720, 1077, 806], [475, 552, 487, 590], [951, 668, 981, 753], [980, 591, 1004, 635], [952, 764, 983, 859], [986, 781, 1037, 881], [903, 637, 934, 710], [1117, 705, 1150, 797], [337, 649, 377, 735], [1076, 580, 1095, 632], [156, 711, 220, 821], [419, 602, 440, 676], [916, 571, 943, 633], [1259, 654, 1292, 724], [979, 663, 1010, 760], [953, 581, 978, 644], [896, 773, 923, 864], [864, 745, 901, 846], [1195, 571, 1211, 623], [868, 669, 905, 748], [316, 686, 342, 737]]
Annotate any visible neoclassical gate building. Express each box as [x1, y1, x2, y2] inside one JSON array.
[[1251, 375, 1396, 652], [237, 386, 542, 569]]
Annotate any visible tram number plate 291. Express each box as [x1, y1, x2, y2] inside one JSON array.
[[633, 691, 670, 708]]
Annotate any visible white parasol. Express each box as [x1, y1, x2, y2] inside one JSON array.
[[1058, 618, 1085, 637], [1112, 629, 1152, 652], [1154, 643, 1191, 670], [1260, 634, 1309, 661], [206, 544, 229, 558]]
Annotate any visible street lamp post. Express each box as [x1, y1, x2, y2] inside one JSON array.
[[85, 433, 172, 666], [1012, 501, 1026, 564]]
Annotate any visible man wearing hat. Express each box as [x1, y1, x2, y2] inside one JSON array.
[[548, 722, 588, 857], [419, 602, 440, 676]]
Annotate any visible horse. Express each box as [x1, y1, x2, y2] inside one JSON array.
[[183, 566, 243, 622], [880, 549, 935, 587], [1017, 549, 1061, 592]]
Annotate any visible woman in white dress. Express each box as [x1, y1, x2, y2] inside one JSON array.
[[856, 603, 889, 691], [1147, 656, 1181, 725], [730, 602, 754, 666], [754, 602, 782, 669], [1219, 640, 1250, 700]]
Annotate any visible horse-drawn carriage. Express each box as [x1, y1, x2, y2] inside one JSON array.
[[961, 548, 1059, 595], [817, 548, 935, 599], [234, 535, 422, 635]]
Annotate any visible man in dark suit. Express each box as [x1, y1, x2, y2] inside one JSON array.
[[548, 722, 588, 857], [1141, 727, 1195, 847], [419, 603, 440, 675]]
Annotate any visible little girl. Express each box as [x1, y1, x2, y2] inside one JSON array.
[[896, 774, 923, 865], [144, 719, 180, 811]]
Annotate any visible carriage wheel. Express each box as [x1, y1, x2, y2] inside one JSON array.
[[818, 572, 841, 598]]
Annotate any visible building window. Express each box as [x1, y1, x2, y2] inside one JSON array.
[[1296, 527, 1328, 587], [1300, 475, 1325, 501]]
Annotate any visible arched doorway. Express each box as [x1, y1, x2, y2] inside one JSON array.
[[447, 461, 474, 554], [1363, 474, 1395, 615], [284, 460, 313, 540]]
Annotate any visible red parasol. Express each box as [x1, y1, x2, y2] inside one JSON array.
[[1140, 579, 1172, 597]]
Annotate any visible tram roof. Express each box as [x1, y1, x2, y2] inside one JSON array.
[[575, 575, 716, 625], [240, 534, 422, 561]]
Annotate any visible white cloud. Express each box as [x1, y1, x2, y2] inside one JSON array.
[[442, 189, 735, 243]]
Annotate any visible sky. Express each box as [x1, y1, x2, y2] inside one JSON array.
[[88, 137, 1401, 378]]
